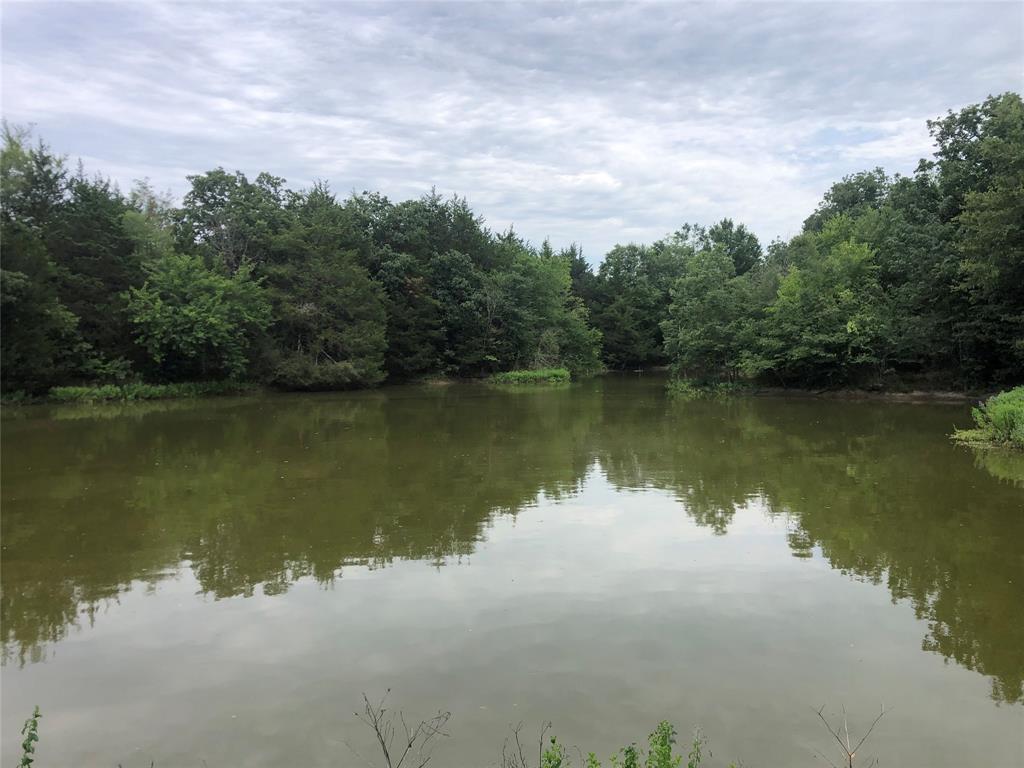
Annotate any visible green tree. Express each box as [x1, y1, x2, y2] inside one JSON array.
[[758, 231, 892, 385], [803, 168, 890, 232], [0, 126, 87, 393], [267, 252, 387, 389], [705, 218, 762, 275], [261, 183, 389, 389], [376, 249, 443, 378], [125, 254, 271, 380], [662, 246, 749, 381], [932, 93, 1024, 382], [47, 172, 143, 369], [429, 249, 493, 374], [592, 243, 684, 368], [177, 169, 290, 271]]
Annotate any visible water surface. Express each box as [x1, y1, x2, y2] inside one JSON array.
[[2, 376, 1022, 766]]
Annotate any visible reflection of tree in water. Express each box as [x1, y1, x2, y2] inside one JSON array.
[[652, 397, 1024, 705], [1, 386, 597, 662], [969, 446, 1024, 488], [596, 395, 779, 534], [3, 380, 1022, 703]]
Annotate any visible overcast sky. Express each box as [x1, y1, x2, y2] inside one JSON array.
[[2, 1, 1021, 261]]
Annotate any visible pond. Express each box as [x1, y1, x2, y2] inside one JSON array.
[[1, 375, 1022, 766]]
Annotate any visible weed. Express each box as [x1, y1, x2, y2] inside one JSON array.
[[19, 706, 41, 768]]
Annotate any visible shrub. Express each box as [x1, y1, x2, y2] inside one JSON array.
[[49, 385, 121, 402], [953, 386, 1024, 449], [489, 368, 571, 386], [270, 353, 385, 391], [48, 381, 253, 403]]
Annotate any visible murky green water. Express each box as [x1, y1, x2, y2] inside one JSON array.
[[2, 375, 1022, 766]]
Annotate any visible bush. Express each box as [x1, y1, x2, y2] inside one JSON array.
[[953, 386, 1024, 449], [49, 385, 121, 402], [270, 353, 385, 391], [488, 368, 571, 386], [48, 381, 253, 403]]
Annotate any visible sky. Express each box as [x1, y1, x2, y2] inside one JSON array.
[[2, 1, 1022, 262]]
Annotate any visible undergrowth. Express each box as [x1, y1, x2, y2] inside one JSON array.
[[952, 386, 1024, 450], [48, 381, 254, 403], [489, 368, 572, 386]]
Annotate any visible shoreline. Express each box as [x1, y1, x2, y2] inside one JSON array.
[[3, 369, 1005, 407], [748, 386, 988, 404]]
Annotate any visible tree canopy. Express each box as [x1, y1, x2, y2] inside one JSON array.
[[2, 93, 1021, 395]]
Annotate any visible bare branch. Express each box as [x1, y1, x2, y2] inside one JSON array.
[[356, 691, 450, 768], [814, 706, 850, 756], [850, 705, 889, 758], [813, 703, 890, 768]]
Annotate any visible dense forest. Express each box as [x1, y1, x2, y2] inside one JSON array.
[[2, 92, 1021, 395]]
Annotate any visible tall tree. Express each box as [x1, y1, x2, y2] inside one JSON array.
[[0, 126, 86, 393], [125, 254, 271, 380], [705, 218, 762, 275], [931, 93, 1024, 382], [803, 168, 891, 232]]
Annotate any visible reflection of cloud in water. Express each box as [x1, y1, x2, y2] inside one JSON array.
[[2, 377, 1022, 705]]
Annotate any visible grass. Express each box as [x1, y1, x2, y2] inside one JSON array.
[[952, 386, 1024, 450], [48, 380, 255, 403], [488, 368, 571, 386]]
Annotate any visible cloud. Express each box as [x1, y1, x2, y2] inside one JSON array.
[[2, 1, 1021, 261]]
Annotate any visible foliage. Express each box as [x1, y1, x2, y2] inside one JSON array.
[[589, 242, 683, 369], [0, 132, 602, 395], [2, 93, 1021, 394], [939, 94, 1024, 381], [267, 253, 387, 390], [541, 736, 568, 768], [49, 380, 254, 402], [489, 368, 571, 385], [581, 721, 702, 768], [19, 706, 41, 767], [755, 235, 892, 386], [803, 168, 890, 232], [953, 386, 1024, 449], [124, 254, 272, 380], [590, 93, 1023, 388], [0, 126, 89, 393], [705, 218, 762, 276], [661, 246, 751, 381]]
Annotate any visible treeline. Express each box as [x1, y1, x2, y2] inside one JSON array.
[[2, 92, 1021, 395], [576, 92, 1024, 387], [1, 137, 602, 394]]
